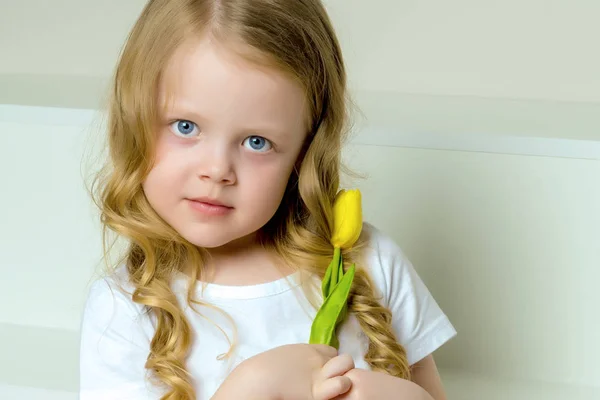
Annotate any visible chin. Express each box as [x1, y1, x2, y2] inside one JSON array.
[[185, 236, 235, 249], [182, 228, 259, 250]]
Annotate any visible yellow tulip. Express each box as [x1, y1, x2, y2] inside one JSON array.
[[310, 189, 362, 348], [330, 189, 362, 249]]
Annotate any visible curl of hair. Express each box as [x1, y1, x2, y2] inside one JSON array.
[[93, 0, 410, 398]]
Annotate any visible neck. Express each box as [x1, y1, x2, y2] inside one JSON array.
[[189, 234, 295, 286]]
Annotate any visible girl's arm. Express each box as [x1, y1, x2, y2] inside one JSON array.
[[338, 355, 447, 400], [410, 355, 447, 400], [339, 369, 433, 400], [211, 363, 267, 400], [213, 344, 354, 400]]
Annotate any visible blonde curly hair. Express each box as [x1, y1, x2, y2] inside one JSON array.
[[92, 0, 410, 398]]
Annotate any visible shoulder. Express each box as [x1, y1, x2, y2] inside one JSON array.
[[80, 266, 161, 397], [85, 264, 136, 305], [81, 265, 147, 331], [80, 264, 154, 365], [358, 222, 415, 304], [358, 222, 457, 365], [360, 222, 409, 263]]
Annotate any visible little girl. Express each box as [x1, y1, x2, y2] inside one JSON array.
[[79, 0, 456, 399]]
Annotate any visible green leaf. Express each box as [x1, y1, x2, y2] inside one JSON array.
[[309, 261, 356, 349]]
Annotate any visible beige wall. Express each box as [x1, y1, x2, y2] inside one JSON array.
[[1, 0, 599, 102], [327, 0, 600, 102]]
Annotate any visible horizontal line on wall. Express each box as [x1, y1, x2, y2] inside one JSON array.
[[2, 103, 599, 160], [350, 127, 600, 160], [0, 104, 99, 127]]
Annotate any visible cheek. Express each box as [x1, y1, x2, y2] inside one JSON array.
[[142, 166, 168, 211], [142, 145, 185, 205], [242, 162, 293, 208]]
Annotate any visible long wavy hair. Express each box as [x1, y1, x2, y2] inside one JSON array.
[[92, 0, 410, 398]]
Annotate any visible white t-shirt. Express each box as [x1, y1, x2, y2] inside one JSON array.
[[79, 223, 456, 399]]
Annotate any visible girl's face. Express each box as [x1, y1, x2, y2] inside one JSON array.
[[143, 38, 309, 249]]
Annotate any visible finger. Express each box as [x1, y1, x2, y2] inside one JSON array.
[[320, 354, 355, 379], [311, 344, 338, 358], [313, 376, 352, 400]]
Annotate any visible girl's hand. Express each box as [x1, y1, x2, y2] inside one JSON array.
[[313, 353, 355, 399], [213, 344, 353, 400], [334, 369, 433, 400]]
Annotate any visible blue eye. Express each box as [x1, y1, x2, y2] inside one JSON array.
[[170, 120, 198, 137], [243, 136, 272, 152]]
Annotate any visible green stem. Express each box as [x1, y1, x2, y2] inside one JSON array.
[[309, 247, 356, 349]]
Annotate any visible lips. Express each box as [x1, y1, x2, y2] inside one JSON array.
[[188, 197, 232, 208], [186, 197, 234, 218]]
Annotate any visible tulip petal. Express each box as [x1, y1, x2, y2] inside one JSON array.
[[331, 189, 362, 249]]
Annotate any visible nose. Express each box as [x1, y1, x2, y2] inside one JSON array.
[[196, 143, 236, 185]]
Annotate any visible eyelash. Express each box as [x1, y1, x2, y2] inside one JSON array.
[[168, 119, 274, 153]]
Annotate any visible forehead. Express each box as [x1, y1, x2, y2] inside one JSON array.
[[159, 37, 310, 133]]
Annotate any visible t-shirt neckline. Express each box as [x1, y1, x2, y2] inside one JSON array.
[[174, 270, 304, 300]]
